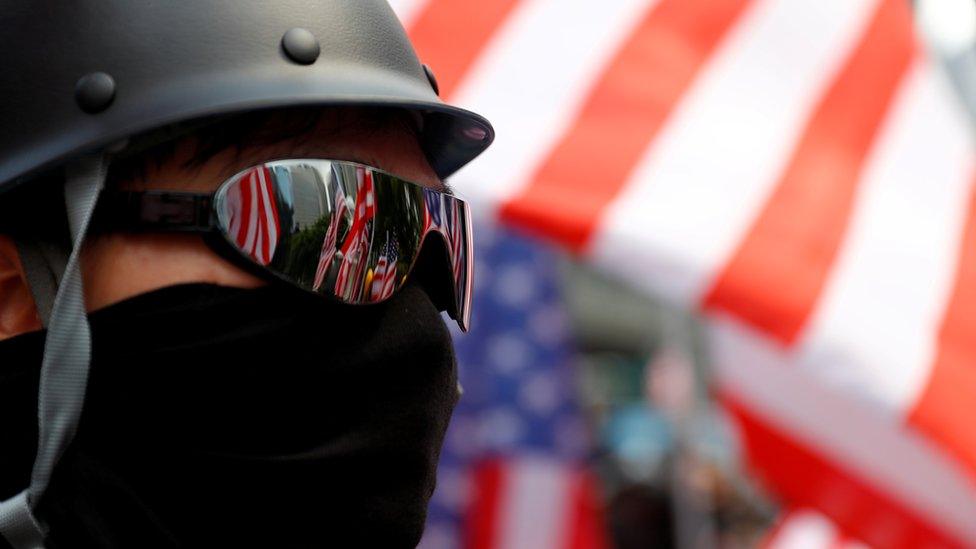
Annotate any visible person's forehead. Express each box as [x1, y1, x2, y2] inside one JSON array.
[[133, 107, 450, 195], [292, 112, 449, 193]]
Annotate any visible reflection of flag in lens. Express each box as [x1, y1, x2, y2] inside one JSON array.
[[425, 189, 464, 285], [312, 187, 349, 292], [369, 232, 400, 301], [224, 166, 280, 266], [334, 169, 376, 301], [448, 200, 464, 283], [423, 188, 444, 233]]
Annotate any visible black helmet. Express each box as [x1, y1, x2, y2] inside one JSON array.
[[0, 0, 494, 193], [0, 3, 493, 546]]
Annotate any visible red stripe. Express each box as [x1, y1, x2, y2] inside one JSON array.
[[566, 470, 609, 549], [406, 0, 522, 99], [236, 170, 255, 248], [499, 0, 754, 251], [722, 392, 966, 548], [909, 172, 976, 478], [831, 537, 855, 549], [464, 460, 504, 549], [701, 0, 917, 344]]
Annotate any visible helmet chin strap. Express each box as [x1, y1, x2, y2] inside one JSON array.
[[15, 238, 69, 331], [0, 155, 107, 549]]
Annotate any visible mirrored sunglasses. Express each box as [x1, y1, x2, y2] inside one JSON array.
[[93, 159, 474, 330]]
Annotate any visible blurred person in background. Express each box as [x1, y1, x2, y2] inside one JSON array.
[[0, 1, 492, 548]]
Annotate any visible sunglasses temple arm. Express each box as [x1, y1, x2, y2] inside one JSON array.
[[91, 191, 216, 233]]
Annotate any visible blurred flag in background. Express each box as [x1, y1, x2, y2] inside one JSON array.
[[392, 0, 976, 546], [420, 223, 608, 549]]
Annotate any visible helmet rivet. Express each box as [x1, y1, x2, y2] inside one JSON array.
[[282, 28, 320, 65], [423, 64, 440, 96], [75, 72, 116, 114]]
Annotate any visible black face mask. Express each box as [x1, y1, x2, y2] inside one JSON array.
[[0, 282, 459, 549]]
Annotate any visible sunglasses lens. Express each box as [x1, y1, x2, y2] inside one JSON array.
[[213, 164, 285, 268], [212, 160, 473, 329]]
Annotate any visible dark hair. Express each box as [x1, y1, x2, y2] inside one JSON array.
[[107, 106, 418, 187], [0, 106, 419, 234]]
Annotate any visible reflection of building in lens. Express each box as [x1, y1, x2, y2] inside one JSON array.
[[289, 167, 331, 230]]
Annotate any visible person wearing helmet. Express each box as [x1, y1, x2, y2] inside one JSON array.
[[0, 2, 492, 548]]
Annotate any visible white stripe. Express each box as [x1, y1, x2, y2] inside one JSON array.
[[710, 317, 976, 546], [256, 167, 279, 259], [796, 61, 976, 413], [386, 0, 431, 28], [447, 0, 656, 214], [496, 458, 572, 549], [587, 0, 880, 305]]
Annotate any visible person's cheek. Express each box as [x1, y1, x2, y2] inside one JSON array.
[[81, 233, 264, 312]]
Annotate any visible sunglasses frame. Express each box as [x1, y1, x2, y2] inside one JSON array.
[[92, 159, 475, 330]]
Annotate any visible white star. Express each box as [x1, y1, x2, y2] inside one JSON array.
[[487, 333, 533, 374], [493, 262, 538, 308], [518, 372, 563, 415], [479, 408, 527, 449]]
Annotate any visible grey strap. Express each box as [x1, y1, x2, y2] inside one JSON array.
[[14, 238, 69, 328], [0, 155, 107, 549], [0, 494, 43, 549]]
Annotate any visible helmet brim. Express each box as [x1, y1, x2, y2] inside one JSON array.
[[1, 66, 493, 191]]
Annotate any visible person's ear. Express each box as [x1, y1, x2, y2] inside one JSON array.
[[0, 235, 42, 340]]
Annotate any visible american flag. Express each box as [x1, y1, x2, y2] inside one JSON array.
[[419, 223, 607, 549], [334, 168, 376, 301], [369, 232, 400, 301], [391, 0, 976, 546], [221, 165, 281, 266], [313, 186, 349, 292]]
